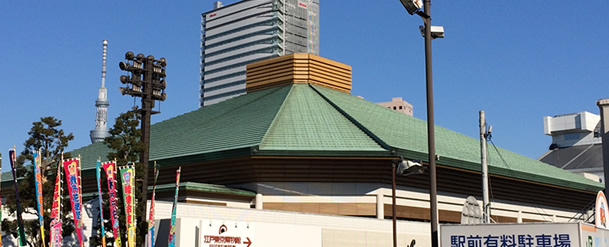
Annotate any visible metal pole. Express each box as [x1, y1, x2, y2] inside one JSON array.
[[392, 162, 397, 247], [597, 99, 609, 194], [480, 111, 490, 223], [423, 1, 439, 247], [140, 57, 153, 234]]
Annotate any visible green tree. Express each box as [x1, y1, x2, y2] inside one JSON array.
[[90, 110, 145, 247], [2, 116, 75, 246]]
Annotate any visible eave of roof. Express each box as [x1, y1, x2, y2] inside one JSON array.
[[152, 181, 256, 197]]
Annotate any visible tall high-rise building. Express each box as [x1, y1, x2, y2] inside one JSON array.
[[90, 40, 111, 143], [200, 0, 320, 107]]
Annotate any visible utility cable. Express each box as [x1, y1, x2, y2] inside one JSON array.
[[488, 138, 555, 222]]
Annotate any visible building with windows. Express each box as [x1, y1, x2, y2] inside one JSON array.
[[200, 0, 320, 107], [377, 97, 413, 116]]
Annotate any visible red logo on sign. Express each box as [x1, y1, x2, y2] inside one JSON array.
[[298, 2, 307, 7], [210, 13, 217, 17], [219, 224, 228, 234]]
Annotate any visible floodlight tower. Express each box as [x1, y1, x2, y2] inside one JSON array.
[[90, 40, 111, 144], [118, 51, 167, 229]]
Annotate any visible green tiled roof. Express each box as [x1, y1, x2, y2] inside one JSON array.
[[58, 83, 600, 193], [311, 84, 602, 191], [259, 84, 386, 152], [149, 86, 291, 161], [70, 141, 113, 173]]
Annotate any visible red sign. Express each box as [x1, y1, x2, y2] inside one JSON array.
[[298, 2, 307, 7], [210, 13, 217, 17]]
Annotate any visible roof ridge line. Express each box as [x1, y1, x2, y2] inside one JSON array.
[[256, 84, 298, 151], [308, 84, 393, 152]]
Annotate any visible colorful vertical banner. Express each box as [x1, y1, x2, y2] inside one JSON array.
[[49, 159, 63, 247], [120, 166, 136, 247], [9, 148, 28, 246], [64, 158, 84, 247], [168, 167, 181, 247], [33, 151, 46, 247], [96, 160, 106, 247], [102, 161, 122, 247], [147, 163, 160, 247]]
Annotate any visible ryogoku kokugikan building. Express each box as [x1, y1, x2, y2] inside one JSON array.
[[67, 54, 600, 228]]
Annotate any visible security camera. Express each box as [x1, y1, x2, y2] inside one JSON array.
[[419, 25, 445, 39]]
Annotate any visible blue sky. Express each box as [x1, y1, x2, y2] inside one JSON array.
[[1, 1, 607, 173]]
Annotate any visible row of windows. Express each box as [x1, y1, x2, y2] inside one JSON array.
[[202, 71, 246, 84], [202, 79, 246, 93], [203, 88, 246, 101], [205, 36, 281, 58], [203, 51, 280, 76], [205, 27, 283, 50], [206, 17, 282, 41], [204, 45, 282, 68]]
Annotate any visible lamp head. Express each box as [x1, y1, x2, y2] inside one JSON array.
[[397, 160, 425, 176], [119, 87, 129, 95], [119, 75, 129, 84], [158, 57, 167, 67], [125, 51, 135, 60], [400, 0, 423, 15], [119, 61, 129, 71]]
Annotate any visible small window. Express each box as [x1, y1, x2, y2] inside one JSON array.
[[399, 106, 403, 109], [393, 106, 396, 110]]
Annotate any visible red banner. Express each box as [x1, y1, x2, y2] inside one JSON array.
[[49, 160, 62, 247], [120, 166, 136, 247], [103, 161, 122, 247], [64, 158, 84, 247]]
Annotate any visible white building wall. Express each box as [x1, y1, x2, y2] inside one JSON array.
[[149, 201, 430, 247], [544, 111, 601, 135]]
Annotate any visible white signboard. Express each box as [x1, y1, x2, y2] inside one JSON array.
[[441, 223, 580, 247], [580, 224, 609, 247], [202, 220, 254, 247], [197, 220, 321, 247]]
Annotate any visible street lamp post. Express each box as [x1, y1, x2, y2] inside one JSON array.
[[393, 159, 424, 247], [398, 1, 443, 247]]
